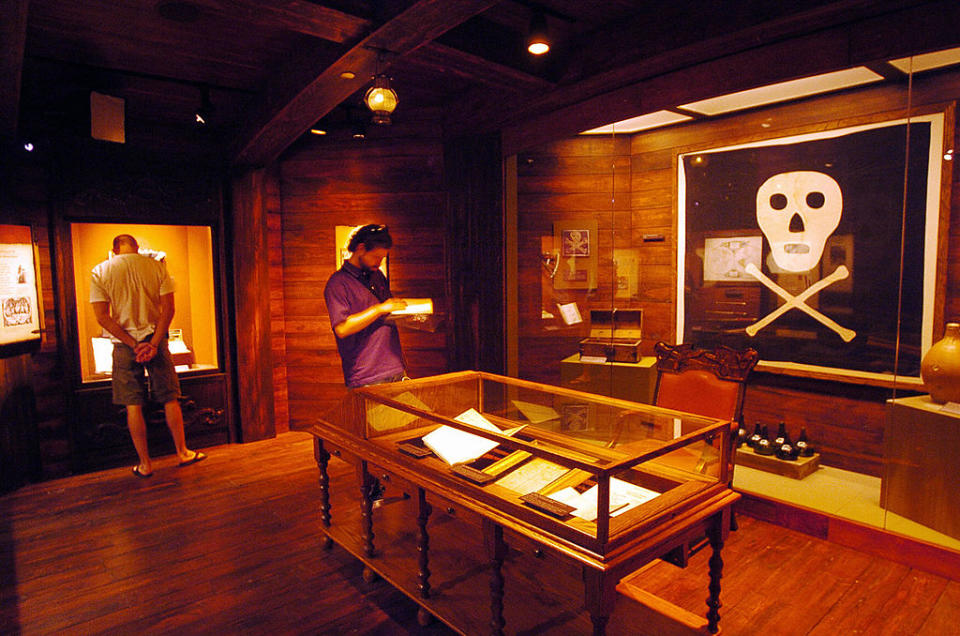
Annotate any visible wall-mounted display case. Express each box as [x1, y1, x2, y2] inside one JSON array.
[[70, 222, 219, 382], [63, 221, 229, 472]]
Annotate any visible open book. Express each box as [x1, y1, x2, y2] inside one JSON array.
[[390, 298, 434, 315], [422, 408, 525, 465]]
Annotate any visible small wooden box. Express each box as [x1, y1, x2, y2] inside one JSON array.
[[579, 309, 643, 363]]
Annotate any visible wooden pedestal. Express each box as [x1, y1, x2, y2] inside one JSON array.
[[883, 395, 960, 540], [560, 354, 657, 405]]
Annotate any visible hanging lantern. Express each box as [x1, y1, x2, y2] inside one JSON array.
[[363, 74, 398, 125]]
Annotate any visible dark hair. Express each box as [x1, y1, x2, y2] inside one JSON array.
[[112, 234, 139, 252], [348, 224, 392, 252]]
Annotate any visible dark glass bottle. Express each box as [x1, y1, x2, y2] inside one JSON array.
[[755, 425, 776, 456], [796, 427, 815, 457], [748, 422, 763, 450], [776, 431, 799, 460], [737, 422, 749, 448], [773, 421, 787, 448]]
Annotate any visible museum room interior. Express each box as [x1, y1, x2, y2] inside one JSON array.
[[3, 1, 960, 633]]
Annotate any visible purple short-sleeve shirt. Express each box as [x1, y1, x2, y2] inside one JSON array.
[[323, 261, 404, 387]]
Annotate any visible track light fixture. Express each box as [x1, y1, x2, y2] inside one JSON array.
[[527, 12, 550, 55]]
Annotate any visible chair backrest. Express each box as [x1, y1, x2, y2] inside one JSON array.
[[653, 341, 759, 425]]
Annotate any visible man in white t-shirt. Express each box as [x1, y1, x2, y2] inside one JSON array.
[[90, 234, 206, 478]]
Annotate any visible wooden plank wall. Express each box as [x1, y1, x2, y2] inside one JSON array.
[[1, 142, 231, 481], [517, 69, 960, 476], [230, 169, 276, 442], [0, 154, 64, 485], [265, 167, 289, 433], [277, 130, 450, 430], [517, 135, 635, 381]]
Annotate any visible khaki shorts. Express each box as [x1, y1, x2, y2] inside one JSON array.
[[111, 339, 181, 406]]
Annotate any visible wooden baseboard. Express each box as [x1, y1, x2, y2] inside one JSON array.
[[737, 491, 960, 581]]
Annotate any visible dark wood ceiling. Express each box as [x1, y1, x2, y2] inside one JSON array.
[[4, 0, 958, 166]]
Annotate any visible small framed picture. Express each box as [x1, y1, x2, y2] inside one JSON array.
[[561, 403, 590, 432], [561, 228, 591, 257]]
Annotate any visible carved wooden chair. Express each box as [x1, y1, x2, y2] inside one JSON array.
[[652, 341, 759, 564], [653, 341, 758, 426]]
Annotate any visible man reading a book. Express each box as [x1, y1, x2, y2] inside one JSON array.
[[324, 224, 408, 387]]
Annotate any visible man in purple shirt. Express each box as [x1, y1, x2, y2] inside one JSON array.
[[324, 224, 407, 387]]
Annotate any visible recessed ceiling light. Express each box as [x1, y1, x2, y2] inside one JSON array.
[[678, 67, 882, 116], [526, 12, 550, 56], [309, 127, 326, 136], [340, 71, 356, 80], [889, 46, 960, 73], [580, 111, 692, 134]]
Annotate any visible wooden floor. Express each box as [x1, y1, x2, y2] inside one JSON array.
[[2, 433, 958, 635]]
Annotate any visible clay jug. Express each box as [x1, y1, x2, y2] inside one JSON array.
[[921, 322, 960, 403]]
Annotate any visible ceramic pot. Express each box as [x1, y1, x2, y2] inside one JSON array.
[[921, 322, 960, 403]]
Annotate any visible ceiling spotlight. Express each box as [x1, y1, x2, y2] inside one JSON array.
[[340, 71, 356, 80], [195, 86, 213, 127], [363, 74, 398, 125], [351, 120, 366, 139], [526, 12, 550, 55], [23, 141, 35, 152], [309, 127, 327, 136]]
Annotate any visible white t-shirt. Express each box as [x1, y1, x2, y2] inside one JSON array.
[[90, 253, 175, 343]]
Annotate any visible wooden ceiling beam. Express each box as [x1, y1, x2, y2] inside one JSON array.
[[232, 0, 500, 167], [0, 0, 29, 139], [411, 42, 553, 92], [190, 0, 371, 44]]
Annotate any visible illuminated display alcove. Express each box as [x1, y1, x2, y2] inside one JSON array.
[[71, 223, 219, 383]]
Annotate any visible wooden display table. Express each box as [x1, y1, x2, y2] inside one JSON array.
[[302, 371, 739, 635], [883, 395, 960, 540], [560, 354, 658, 405]]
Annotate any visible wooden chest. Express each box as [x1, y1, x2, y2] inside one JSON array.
[[579, 309, 643, 363]]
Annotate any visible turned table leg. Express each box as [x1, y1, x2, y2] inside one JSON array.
[[706, 517, 725, 634], [582, 568, 615, 636], [359, 462, 376, 559], [417, 488, 432, 599], [313, 438, 333, 550], [484, 520, 507, 635]]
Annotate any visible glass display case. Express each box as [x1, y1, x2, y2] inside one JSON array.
[[334, 371, 731, 552], [70, 222, 220, 382], [513, 48, 960, 556], [308, 370, 738, 635]]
